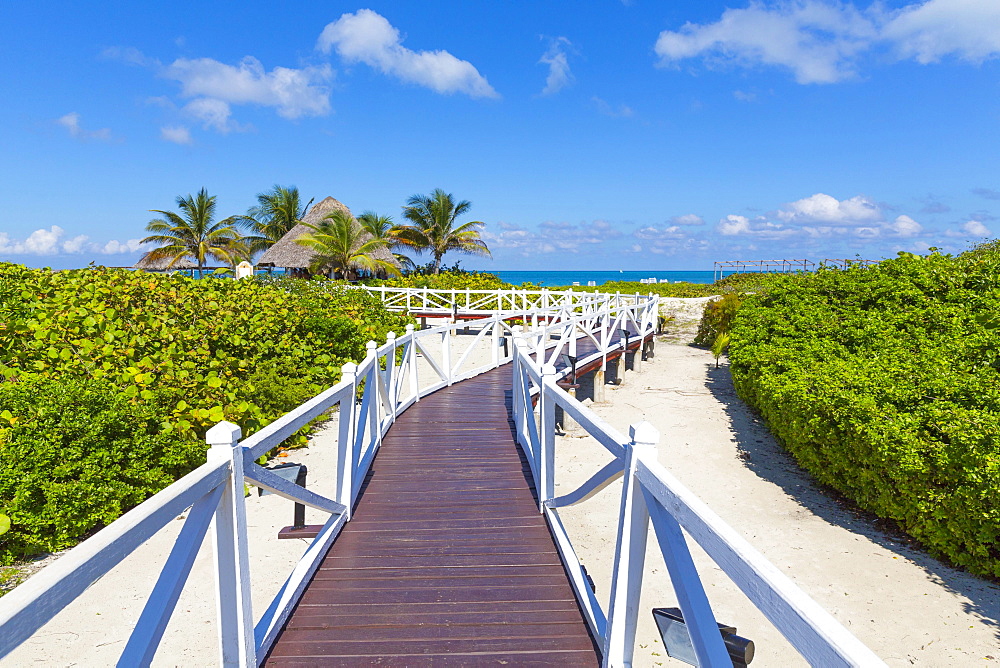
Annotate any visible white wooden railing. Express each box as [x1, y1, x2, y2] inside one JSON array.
[[0, 287, 656, 666], [358, 284, 653, 317], [511, 340, 887, 667]]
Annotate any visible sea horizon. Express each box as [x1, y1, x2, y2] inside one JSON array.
[[494, 269, 716, 286]]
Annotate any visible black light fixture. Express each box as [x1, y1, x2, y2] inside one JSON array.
[[259, 462, 308, 529], [651, 607, 754, 667], [560, 353, 577, 384]]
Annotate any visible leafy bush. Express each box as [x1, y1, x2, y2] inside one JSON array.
[[371, 270, 516, 291], [693, 294, 743, 346], [728, 252, 1000, 576], [0, 264, 412, 562], [0, 378, 188, 559]]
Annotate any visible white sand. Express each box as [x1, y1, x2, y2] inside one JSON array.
[[555, 340, 1000, 666]]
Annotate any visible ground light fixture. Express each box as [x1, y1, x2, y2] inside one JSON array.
[[560, 353, 577, 384], [258, 462, 308, 529], [651, 607, 754, 667]]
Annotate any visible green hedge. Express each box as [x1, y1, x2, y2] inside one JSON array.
[[0, 265, 412, 562], [728, 252, 1000, 576]]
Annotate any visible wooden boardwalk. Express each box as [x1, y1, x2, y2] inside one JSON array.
[[265, 367, 601, 666]]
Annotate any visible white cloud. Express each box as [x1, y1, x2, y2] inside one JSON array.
[[592, 97, 634, 117], [0, 226, 78, 255], [634, 225, 687, 240], [715, 193, 924, 242], [946, 219, 992, 237], [539, 37, 574, 96], [161, 125, 193, 145], [776, 193, 882, 226], [886, 214, 923, 237], [884, 0, 1000, 64], [963, 220, 991, 236], [100, 239, 147, 254], [61, 235, 90, 253], [654, 0, 1000, 84], [717, 214, 800, 239], [101, 46, 156, 67], [317, 9, 498, 98], [183, 98, 247, 133], [163, 56, 333, 120], [56, 112, 114, 141], [654, 1, 875, 84], [483, 219, 622, 255], [669, 213, 705, 226], [0, 227, 148, 256]]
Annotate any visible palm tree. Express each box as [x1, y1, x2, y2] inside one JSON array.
[[397, 189, 491, 274], [296, 210, 401, 280], [141, 188, 247, 277], [243, 185, 313, 255], [358, 211, 416, 272]]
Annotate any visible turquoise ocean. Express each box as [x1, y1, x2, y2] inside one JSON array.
[[494, 270, 715, 287]]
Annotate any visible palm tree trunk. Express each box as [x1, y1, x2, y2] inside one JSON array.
[[433, 252, 443, 274]]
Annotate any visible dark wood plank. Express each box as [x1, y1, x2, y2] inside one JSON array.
[[265, 365, 600, 666], [266, 650, 597, 666]]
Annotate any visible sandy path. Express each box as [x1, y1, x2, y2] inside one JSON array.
[[555, 340, 1000, 666]]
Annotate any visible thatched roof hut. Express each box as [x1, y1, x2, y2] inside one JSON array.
[[133, 253, 197, 272], [258, 196, 399, 276]]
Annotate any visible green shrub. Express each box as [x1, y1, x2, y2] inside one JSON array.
[[0, 264, 412, 563], [694, 293, 743, 346], [0, 377, 190, 559], [548, 280, 718, 298], [728, 253, 1000, 576]]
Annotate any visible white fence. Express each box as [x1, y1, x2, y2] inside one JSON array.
[[358, 285, 654, 317], [511, 340, 887, 667], [0, 288, 657, 666]]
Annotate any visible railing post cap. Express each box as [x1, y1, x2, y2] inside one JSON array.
[[405, 323, 415, 332], [206, 420, 242, 446], [629, 421, 660, 446], [341, 361, 358, 374], [366, 340, 377, 354], [386, 330, 397, 341]]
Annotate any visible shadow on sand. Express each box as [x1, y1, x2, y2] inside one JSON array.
[[703, 360, 1000, 644]]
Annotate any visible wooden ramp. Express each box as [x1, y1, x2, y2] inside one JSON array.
[[265, 367, 601, 666]]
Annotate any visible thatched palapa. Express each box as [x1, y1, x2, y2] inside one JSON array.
[[258, 196, 399, 276], [133, 254, 196, 271]]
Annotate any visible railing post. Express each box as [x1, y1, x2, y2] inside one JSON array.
[[385, 331, 397, 421], [491, 318, 500, 367], [603, 422, 658, 668], [336, 362, 358, 518], [441, 326, 452, 384], [405, 324, 419, 402], [511, 326, 525, 431], [206, 421, 255, 668], [537, 364, 557, 512], [365, 341, 381, 448]]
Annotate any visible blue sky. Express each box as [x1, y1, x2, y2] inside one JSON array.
[[2, 0, 999, 271]]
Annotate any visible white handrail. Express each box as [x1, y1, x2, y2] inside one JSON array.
[[512, 342, 886, 668]]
